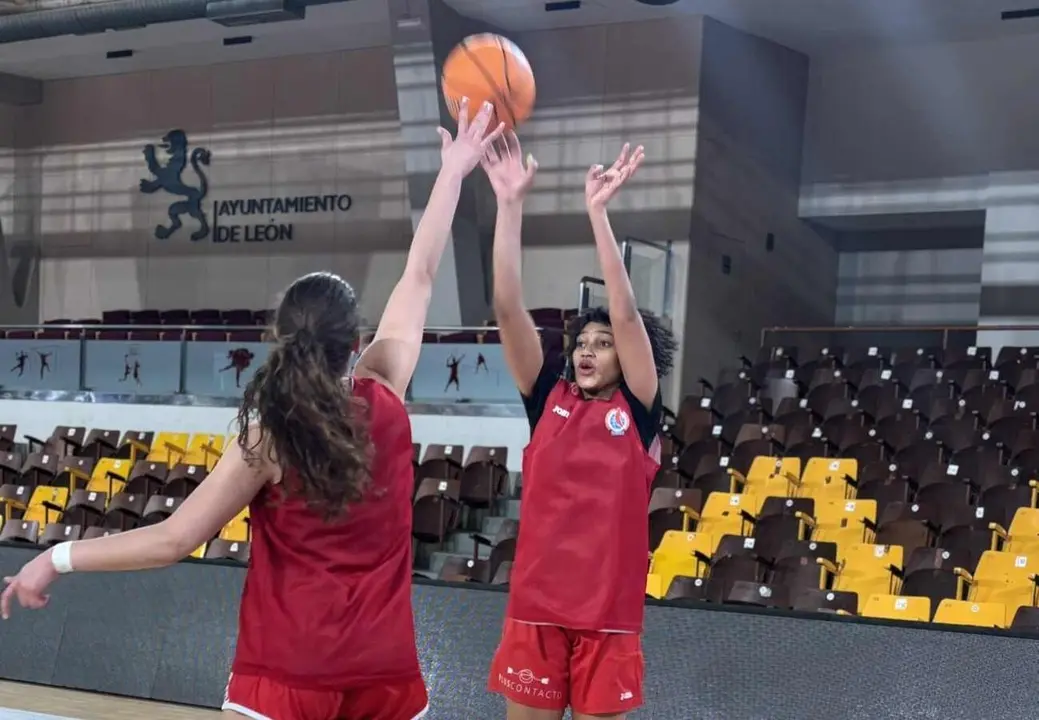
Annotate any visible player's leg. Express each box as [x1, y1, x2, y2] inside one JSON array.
[[568, 631, 643, 720], [487, 619, 570, 720]]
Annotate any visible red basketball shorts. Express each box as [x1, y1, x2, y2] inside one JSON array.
[[487, 618, 644, 715], [223, 673, 429, 720]]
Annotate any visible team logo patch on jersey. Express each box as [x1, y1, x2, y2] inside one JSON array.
[[605, 407, 631, 436]]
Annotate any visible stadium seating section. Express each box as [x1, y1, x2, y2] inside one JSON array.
[[27, 307, 573, 352], [11, 336, 1039, 633], [648, 342, 1039, 633]]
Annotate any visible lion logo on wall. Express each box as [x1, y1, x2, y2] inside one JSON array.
[[139, 129, 212, 241]]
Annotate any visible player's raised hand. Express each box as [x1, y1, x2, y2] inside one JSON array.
[[585, 143, 645, 211], [438, 98, 506, 178], [481, 131, 538, 205]]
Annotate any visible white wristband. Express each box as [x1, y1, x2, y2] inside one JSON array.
[[50, 541, 74, 575]]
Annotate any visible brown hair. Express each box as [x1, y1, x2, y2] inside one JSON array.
[[235, 272, 370, 519]]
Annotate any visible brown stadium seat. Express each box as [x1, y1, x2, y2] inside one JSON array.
[[417, 444, 464, 483], [114, 430, 154, 464], [438, 555, 479, 583], [125, 460, 169, 496], [726, 580, 790, 609], [55, 456, 96, 491], [12, 452, 59, 489], [24, 426, 85, 456], [0, 424, 16, 453], [664, 576, 707, 602], [459, 445, 509, 509], [490, 561, 513, 585], [0, 519, 37, 543], [81, 429, 120, 460], [206, 539, 250, 564], [467, 519, 518, 584], [412, 478, 461, 545], [82, 526, 122, 540], [647, 487, 702, 551], [103, 491, 148, 530], [142, 495, 183, 525], [165, 463, 207, 497]]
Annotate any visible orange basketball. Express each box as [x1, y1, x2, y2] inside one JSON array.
[[441, 34, 536, 132]]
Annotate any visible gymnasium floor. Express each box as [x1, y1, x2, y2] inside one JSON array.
[[0, 681, 220, 719]]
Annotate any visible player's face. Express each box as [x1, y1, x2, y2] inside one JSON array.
[[572, 322, 621, 393]]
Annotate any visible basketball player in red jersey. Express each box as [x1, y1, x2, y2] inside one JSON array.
[[481, 135, 677, 719], [0, 98, 505, 720]]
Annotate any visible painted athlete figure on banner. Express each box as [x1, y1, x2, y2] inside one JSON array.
[[482, 134, 676, 720]]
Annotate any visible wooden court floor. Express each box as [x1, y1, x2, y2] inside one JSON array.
[[0, 680, 220, 719]]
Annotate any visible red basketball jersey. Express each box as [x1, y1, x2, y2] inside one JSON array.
[[507, 368, 661, 633], [231, 377, 421, 690]]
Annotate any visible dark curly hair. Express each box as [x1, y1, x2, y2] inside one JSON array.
[[562, 306, 678, 381], [235, 272, 370, 520]]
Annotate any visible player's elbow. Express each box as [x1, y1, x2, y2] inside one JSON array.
[[402, 261, 436, 291], [161, 520, 204, 564]]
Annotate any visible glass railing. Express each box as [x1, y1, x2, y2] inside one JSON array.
[[760, 323, 1039, 355], [0, 323, 552, 405]]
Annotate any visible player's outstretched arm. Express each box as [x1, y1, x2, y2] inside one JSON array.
[[584, 143, 658, 409], [355, 98, 504, 400], [482, 131, 542, 396], [1, 427, 274, 619]]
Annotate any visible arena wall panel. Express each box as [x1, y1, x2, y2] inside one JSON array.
[[0, 545, 1034, 719], [803, 33, 1039, 186]]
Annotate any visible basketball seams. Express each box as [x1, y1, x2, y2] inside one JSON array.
[[458, 43, 516, 129]]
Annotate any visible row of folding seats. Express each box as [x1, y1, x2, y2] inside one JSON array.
[[1, 425, 227, 469], [59, 309, 271, 326], [646, 451, 1039, 628]]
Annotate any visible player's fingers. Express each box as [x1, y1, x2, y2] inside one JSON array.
[[436, 127, 451, 151], [470, 101, 494, 139], [609, 143, 630, 172], [1, 583, 13, 620], [504, 131, 521, 160], [456, 97, 470, 135], [483, 141, 502, 165], [524, 154, 539, 180], [480, 122, 506, 150], [586, 164, 603, 183]]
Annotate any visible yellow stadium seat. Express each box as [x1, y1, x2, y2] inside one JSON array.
[[801, 458, 857, 500], [828, 543, 903, 611], [87, 458, 130, 496], [189, 544, 207, 559], [22, 486, 69, 529], [687, 492, 760, 540], [862, 594, 930, 622], [957, 551, 1039, 620], [933, 599, 1007, 628], [730, 456, 801, 497], [185, 434, 226, 470], [147, 432, 190, 467], [646, 530, 714, 599], [808, 498, 877, 546], [998, 507, 1039, 557], [220, 506, 252, 544]]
